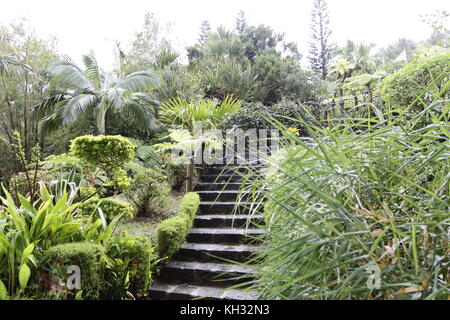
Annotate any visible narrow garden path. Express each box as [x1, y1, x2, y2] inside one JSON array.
[[149, 156, 265, 300]]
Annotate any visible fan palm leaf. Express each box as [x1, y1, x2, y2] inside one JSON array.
[[34, 53, 160, 134], [48, 57, 95, 92], [160, 95, 242, 131]]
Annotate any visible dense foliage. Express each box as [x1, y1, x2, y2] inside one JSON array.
[[0, 185, 156, 299], [243, 75, 450, 300], [222, 99, 318, 134]]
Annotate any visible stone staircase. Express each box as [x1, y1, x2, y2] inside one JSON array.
[[148, 161, 265, 300]]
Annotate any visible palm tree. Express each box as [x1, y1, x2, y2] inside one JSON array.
[[0, 55, 31, 76], [34, 53, 159, 135], [159, 95, 242, 191], [339, 40, 375, 76]]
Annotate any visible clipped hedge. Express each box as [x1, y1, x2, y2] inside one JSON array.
[[378, 52, 450, 110], [70, 135, 135, 189], [79, 198, 133, 220], [41, 242, 105, 299], [70, 135, 135, 168], [157, 192, 200, 259]]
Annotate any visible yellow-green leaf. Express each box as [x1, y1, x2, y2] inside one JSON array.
[[0, 279, 8, 299], [19, 264, 31, 290], [21, 243, 35, 264]]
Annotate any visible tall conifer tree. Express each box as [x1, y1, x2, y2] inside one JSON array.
[[308, 0, 335, 79]]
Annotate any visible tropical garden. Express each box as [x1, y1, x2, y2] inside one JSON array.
[[0, 1, 449, 300]]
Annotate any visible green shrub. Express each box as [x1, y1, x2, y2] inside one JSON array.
[[75, 187, 98, 202], [177, 192, 200, 220], [105, 234, 156, 298], [79, 198, 133, 221], [41, 242, 105, 299], [254, 51, 319, 104], [70, 135, 135, 190], [70, 135, 135, 168], [378, 52, 450, 110], [157, 192, 200, 258], [124, 168, 171, 217]]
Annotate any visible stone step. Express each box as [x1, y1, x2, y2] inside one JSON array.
[[195, 182, 247, 191], [148, 281, 260, 300], [206, 166, 264, 175], [198, 201, 262, 215], [208, 159, 267, 166], [199, 201, 262, 215], [158, 261, 254, 287], [194, 214, 264, 228], [174, 243, 262, 263], [197, 190, 252, 202], [187, 228, 264, 244], [200, 174, 252, 183]]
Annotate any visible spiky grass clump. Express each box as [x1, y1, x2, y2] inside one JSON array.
[[245, 79, 449, 300]]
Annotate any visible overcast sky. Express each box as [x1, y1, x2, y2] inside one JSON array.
[[1, 0, 448, 69]]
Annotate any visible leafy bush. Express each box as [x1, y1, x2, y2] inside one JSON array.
[[254, 51, 319, 104], [70, 135, 135, 168], [105, 234, 156, 298], [0, 186, 154, 300], [157, 192, 200, 259], [70, 135, 135, 190], [156, 64, 202, 101], [75, 186, 97, 202], [222, 99, 317, 134], [378, 52, 450, 110], [41, 242, 105, 299], [124, 168, 171, 217], [79, 198, 133, 221], [160, 154, 188, 190], [245, 99, 450, 299]]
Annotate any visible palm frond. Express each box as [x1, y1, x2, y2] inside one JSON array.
[[118, 70, 159, 92], [31, 93, 67, 121], [61, 94, 97, 125], [48, 57, 95, 92], [0, 55, 32, 76], [123, 98, 159, 131], [82, 53, 104, 89]]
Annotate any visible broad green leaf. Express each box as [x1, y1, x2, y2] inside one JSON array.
[[21, 243, 35, 265], [19, 264, 31, 290]]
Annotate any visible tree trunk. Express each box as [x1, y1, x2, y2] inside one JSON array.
[[186, 158, 194, 192], [97, 104, 107, 135]]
